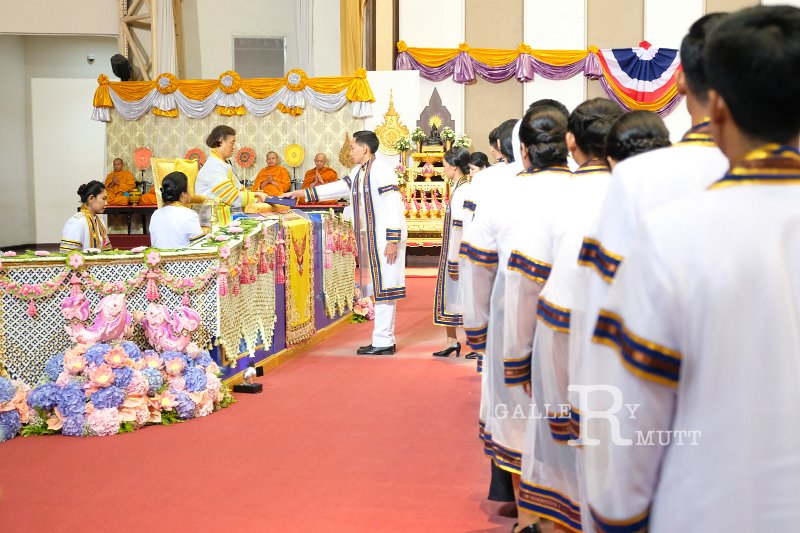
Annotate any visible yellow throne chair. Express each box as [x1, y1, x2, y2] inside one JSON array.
[[149, 158, 200, 208]]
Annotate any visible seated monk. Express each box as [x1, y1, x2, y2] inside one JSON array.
[[104, 158, 137, 205], [299, 153, 338, 204], [250, 151, 291, 196]]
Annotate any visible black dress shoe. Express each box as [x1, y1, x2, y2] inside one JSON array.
[[464, 351, 479, 359], [356, 344, 396, 355], [432, 342, 461, 358]]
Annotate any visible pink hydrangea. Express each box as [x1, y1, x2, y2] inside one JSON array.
[[88, 407, 120, 436], [205, 373, 222, 403], [228, 226, 244, 234], [215, 235, 229, 242], [228, 220, 241, 227], [186, 342, 201, 359], [206, 362, 220, 375], [169, 376, 186, 391], [4, 251, 17, 257], [134, 405, 150, 426], [126, 372, 149, 396], [56, 371, 73, 387], [130, 246, 147, 253], [34, 250, 50, 256], [196, 396, 214, 417]]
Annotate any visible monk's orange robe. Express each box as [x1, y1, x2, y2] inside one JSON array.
[[104, 170, 136, 206], [139, 191, 157, 205], [299, 167, 338, 204], [250, 165, 291, 196]]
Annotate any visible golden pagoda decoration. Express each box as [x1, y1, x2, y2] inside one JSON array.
[[374, 90, 409, 156], [339, 132, 354, 169]]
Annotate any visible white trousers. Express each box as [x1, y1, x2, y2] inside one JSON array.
[[372, 301, 397, 347]]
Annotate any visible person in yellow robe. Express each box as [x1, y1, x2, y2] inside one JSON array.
[[104, 158, 136, 206], [299, 153, 338, 204], [250, 151, 292, 196]]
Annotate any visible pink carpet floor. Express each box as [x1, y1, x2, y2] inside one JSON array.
[[0, 277, 516, 532]]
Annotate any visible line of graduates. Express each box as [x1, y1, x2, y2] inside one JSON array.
[[449, 7, 800, 532]]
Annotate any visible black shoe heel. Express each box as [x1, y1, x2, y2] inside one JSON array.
[[432, 341, 461, 358]]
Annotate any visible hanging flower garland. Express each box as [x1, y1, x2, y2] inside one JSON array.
[[184, 148, 207, 169]]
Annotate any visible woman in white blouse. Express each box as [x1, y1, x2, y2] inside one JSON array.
[[149, 172, 205, 249]]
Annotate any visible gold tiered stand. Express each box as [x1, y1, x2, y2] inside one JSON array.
[[400, 149, 449, 247]]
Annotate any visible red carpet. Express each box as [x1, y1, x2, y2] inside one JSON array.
[[0, 278, 515, 532]]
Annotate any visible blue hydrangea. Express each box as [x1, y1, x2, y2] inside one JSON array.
[[43, 353, 65, 382], [142, 349, 158, 360], [0, 377, 16, 403], [141, 367, 163, 395], [90, 386, 125, 409], [84, 344, 111, 366], [195, 354, 213, 368], [121, 341, 142, 361], [112, 367, 134, 389], [61, 415, 86, 437], [0, 410, 21, 442], [162, 351, 189, 363], [174, 391, 195, 420], [183, 367, 207, 393], [27, 383, 61, 410], [57, 383, 86, 417]]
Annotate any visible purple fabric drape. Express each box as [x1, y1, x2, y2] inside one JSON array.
[[395, 48, 682, 116]]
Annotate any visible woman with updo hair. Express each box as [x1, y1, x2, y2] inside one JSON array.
[[194, 125, 268, 229], [460, 106, 573, 529], [468, 151, 490, 176], [605, 110, 672, 168], [432, 145, 473, 357], [148, 171, 205, 249], [60, 180, 112, 252]]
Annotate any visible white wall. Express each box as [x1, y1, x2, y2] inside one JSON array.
[[0, 36, 34, 247], [523, 0, 587, 115], [644, 0, 702, 141], [0, 0, 117, 35], [399, 0, 465, 134], [32, 79, 107, 243], [193, 0, 300, 78], [312, 0, 341, 76]]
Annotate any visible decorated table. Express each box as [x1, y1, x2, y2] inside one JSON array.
[[0, 210, 355, 440]]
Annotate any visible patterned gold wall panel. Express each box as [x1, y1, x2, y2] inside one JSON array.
[[105, 108, 364, 190]]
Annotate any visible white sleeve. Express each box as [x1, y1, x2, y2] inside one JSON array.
[[459, 206, 499, 351], [60, 216, 88, 252], [182, 211, 205, 245], [304, 179, 351, 203], [581, 223, 679, 531]]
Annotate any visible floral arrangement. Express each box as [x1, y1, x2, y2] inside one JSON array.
[[133, 147, 153, 171], [455, 135, 472, 148], [0, 377, 31, 442], [21, 340, 231, 437], [440, 126, 456, 142], [352, 297, 375, 323], [421, 161, 435, 178], [185, 148, 207, 168], [394, 136, 411, 151], [411, 127, 426, 143], [235, 146, 256, 168], [395, 163, 407, 186]]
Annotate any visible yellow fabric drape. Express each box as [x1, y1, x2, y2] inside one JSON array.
[[340, 0, 365, 75], [469, 48, 521, 67], [407, 48, 461, 67], [530, 49, 590, 66], [240, 79, 287, 99]]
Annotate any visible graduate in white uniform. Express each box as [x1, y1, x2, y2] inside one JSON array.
[[283, 131, 406, 354], [432, 146, 472, 357], [60, 180, 112, 253], [583, 7, 800, 531], [149, 171, 205, 249], [509, 98, 622, 533], [460, 106, 572, 521], [570, 13, 731, 433], [195, 125, 267, 228]]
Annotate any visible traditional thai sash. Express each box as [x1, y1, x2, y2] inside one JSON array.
[[80, 206, 110, 249]]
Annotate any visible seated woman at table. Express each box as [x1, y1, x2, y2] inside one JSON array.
[[60, 180, 112, 253], [149, 171, 205, 249]]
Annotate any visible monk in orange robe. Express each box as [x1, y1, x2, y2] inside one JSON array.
[[299, 153, 339, 204], [104, 158, 137, 205], [250, 151, 292, 196]]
